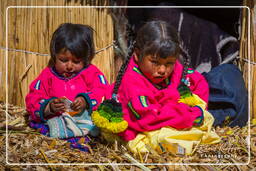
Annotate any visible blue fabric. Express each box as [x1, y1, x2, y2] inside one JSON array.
[[73, 111, 100, 137], [46, 110, 99, 139], [203, 64, 248, 127], [29, 121, 90, 152], [29, 121, 49, 136]]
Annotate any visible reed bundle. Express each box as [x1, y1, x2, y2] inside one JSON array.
[[0, 0, 114, 107], [239, 0, 256, 119]]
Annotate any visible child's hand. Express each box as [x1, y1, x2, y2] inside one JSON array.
[[71, 97, 87, 112], [49, 98, 66, 113]]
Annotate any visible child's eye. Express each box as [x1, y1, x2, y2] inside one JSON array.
[[166, 62, 174, 66], [151, 61, 158, 65], [59, 58, 68, 62], [73, 60, 81, 64]]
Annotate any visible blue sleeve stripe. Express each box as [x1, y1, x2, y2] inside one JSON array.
[[34, 80, 41, 90], [98, 75, 106, 85], [133, 67, 142, 75], [91, 99, 98, 107], [128, 102, 141, 119], [139, 96, 148, 107]]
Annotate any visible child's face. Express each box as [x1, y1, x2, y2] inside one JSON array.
[[135, 55, 176, 84], [54, 49, 84, 78]]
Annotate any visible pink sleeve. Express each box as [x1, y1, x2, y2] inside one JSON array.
[[25, 71, 57, 122], [188, 70, 209, 104], [172, 61, 209, 104], [120, 84, 203, 140], [81, 65, 110, 112]]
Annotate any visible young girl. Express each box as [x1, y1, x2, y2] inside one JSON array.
[[93, 21, 220, 155], [26, 23, 109, 139]]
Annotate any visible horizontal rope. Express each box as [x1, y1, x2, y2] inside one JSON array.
[[0, 41, 115, 56], [95, 41, 116, 54], [1, 44, 255, 65], [239, 57, 256, 65], [221, 56, 256, 65], [0, 46, 49, 56]]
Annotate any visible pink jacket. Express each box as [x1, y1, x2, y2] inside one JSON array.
[[26, 64, 109, 122], [117, 57, 209, 141]]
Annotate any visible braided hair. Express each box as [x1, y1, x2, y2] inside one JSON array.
[[179, 44, 191, 84], [112, 41, 135, 98], [178, 43, 192, 98], [90, 29, 135, 134]]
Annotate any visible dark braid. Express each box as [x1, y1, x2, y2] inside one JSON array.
[[90, 41, 135, 134], [178, 44, 192, 98], [90, 40, 135, 134], [112, 41, 135, 98], [179, 44, 191, 84]]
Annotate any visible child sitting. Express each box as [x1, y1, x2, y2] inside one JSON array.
[[26, 23, 109, 139], [93, 21, 220, 155]]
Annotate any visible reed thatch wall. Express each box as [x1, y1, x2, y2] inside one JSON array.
[[0, 0, 114, 107], [239, 0, 256, 119]]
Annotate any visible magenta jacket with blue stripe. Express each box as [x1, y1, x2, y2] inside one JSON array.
[[117, 57, 209, 141], [26, 64, 109, 122]]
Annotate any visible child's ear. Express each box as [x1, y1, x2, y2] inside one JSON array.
[[134, 53, 139, 63], [47, 58, 55, 67], [134, 48, 140, 63]]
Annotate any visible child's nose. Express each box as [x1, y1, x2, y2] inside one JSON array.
[[158, 65, 166, 75], [66, 61, 73, 71]]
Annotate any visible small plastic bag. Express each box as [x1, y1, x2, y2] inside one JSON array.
[[60, 97, 79, 116]]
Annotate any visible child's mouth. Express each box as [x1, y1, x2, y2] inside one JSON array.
[[64, 72, 74, 77], [155, 76, 164, 79], [154, 76, 165, 80], [152, 76, 166, 83]]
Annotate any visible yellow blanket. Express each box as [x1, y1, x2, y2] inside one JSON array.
[[127, 94, 221, 155]]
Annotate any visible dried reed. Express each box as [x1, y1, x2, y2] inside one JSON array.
[[240, 0, 256, 119], [0, 101, 255, 170]]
